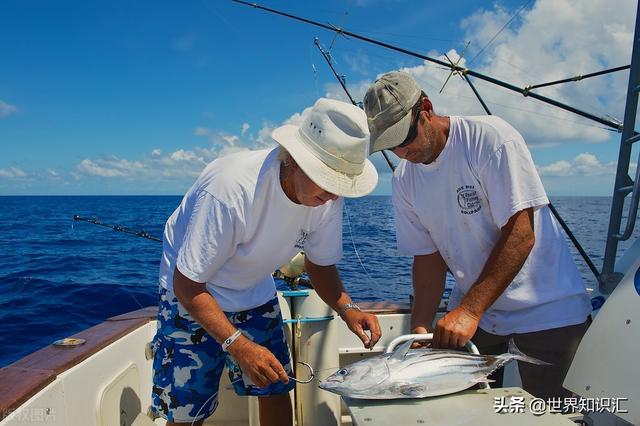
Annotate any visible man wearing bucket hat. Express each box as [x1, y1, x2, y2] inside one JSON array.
[[363, 71, 591, 400], [151, 98, 380, 426]]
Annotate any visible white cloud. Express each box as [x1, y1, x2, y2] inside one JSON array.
[[75, 123, 279, 182], [0, 100, 18, 118], [77, 157, 145, 178], [222, 135, 238, 146], [194, 127, 211, 136], [47, 169, 59, 177], [170, 149, 199, 162], [241, 123, 250, 136], [343, 50, 373, 76], [0, 167, 27, 178], [537, 152, 617, 176]]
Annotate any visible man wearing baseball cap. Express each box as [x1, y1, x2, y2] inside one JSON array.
[[151, 98, 380, 425], [363, 71, 591, 400]]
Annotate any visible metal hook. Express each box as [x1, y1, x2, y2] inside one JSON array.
[[288, 361, 315, 384]]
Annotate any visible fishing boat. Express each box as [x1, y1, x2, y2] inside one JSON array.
[[1, 1, 639, 425]]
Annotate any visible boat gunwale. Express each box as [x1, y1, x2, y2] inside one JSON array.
[[0, 306, 156, 421], [0, 301, 409, 421]]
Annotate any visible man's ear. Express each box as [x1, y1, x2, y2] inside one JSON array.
[[422, 97, 434, 117]]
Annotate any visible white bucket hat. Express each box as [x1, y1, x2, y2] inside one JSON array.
[[271, 98, 378, 198]]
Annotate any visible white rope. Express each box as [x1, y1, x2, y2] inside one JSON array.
[[344, 201, 380, 286]]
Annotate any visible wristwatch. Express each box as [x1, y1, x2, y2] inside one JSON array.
[[338, 302, 361, 317]]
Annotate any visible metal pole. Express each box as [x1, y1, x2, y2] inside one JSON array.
[[463, 74, 492, 115], [600, 0, 640, 294], [526, 65, 630, 91]]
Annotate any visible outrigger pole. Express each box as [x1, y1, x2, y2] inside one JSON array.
[[231, 0, 625, 132], [313, 34, 601, 281]]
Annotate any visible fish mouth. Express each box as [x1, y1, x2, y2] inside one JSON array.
[[318, 376, 344, 392], [318, 377, 339, 389]]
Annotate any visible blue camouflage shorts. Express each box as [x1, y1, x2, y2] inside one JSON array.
[[150, 286, 295, 423]]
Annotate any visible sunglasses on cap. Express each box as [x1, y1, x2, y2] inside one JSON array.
[[395, 101, 422, 149]]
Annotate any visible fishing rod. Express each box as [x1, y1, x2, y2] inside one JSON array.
[[312, 34, 601, 280], [73, 215, 312, 287], [73, 215, 162, 242], [232, 0, 626, 132]]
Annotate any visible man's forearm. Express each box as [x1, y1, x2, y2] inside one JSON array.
[[411, 253, 447, 331], [173, 268, 240, 344], [304, 259, 351, 311], [411, 280, 445, 331], [460, 208, 535, 317]]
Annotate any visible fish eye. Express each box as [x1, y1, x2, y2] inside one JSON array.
[[337, 369, 348, 376]]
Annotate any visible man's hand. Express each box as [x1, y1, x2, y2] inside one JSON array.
[[342, 310, 381, 349], [410, 325, 432, 348], [433, 306, 480, 349], [227, 337, 289, 388]]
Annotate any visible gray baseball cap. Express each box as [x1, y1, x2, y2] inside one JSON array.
[[363, 71, 422, 154]]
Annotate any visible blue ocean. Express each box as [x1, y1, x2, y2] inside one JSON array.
[[0, 195, 634, 367]]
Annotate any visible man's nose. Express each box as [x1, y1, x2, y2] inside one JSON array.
[[321, 191, 338, 202]]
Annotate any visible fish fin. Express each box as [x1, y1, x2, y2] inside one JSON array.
[[399, 384, 425, 397], [506, 339, 551, 366], [390, 339, 414, 361]]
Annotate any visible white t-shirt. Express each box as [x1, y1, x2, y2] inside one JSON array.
[[158, 148, 344, 312], [393, 116, 591, 335]]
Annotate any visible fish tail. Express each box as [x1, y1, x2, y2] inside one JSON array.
[[502, 338, 551, 366]]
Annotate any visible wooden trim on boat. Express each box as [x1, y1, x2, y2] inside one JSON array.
[[0, 306, 158, 421]]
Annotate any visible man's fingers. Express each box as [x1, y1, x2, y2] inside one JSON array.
[[433, 325, 442, 348], [278, 368, 289, 384], [366, 317, 382, 348], [251, 371, 269, 388], [262, 365, 281, 384], [269, 358, 289, 384], [357, 326, 371, 347]]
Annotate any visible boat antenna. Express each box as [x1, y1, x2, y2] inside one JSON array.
[[231, 0, 624, 132], [439, 42, 470, 93], [328, 11, 348, 52], [73, 215, 162, 242]]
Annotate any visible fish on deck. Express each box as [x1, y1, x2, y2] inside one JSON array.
[[319, 339, 549, 399]]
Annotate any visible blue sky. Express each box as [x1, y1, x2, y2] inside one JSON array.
[[0, 0, 636, 196]]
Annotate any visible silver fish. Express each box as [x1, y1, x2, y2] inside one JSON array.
[[319, 339, 549, 399]]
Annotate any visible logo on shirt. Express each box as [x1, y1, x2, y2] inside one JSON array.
[[457, 185, 482, 215], [295, 229, 309, 250]]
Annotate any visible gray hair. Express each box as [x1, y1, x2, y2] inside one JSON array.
[[276, 146, 291, 163]]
